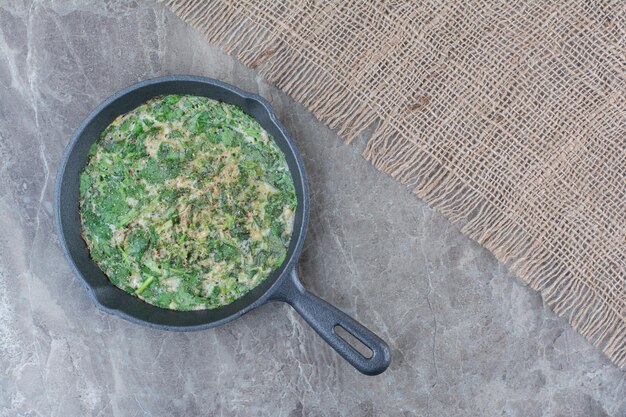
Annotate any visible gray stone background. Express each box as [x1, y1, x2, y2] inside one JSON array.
[[0, 1, 623, 416]]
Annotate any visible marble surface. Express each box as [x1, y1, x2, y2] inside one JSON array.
[[0, 1, 624, 416]]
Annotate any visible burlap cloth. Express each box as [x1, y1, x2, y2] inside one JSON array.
[[165, 0, 625, 368]]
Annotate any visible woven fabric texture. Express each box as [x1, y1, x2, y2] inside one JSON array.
[[165, 0, 626, 367]]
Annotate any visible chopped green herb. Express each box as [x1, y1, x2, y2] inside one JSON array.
[[136, 276, 156, 295]]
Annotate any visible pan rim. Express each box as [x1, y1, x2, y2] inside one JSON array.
[[54, 75, 310, 331]]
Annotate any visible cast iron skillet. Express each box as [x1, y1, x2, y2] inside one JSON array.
[[55, 75, 391, 375]]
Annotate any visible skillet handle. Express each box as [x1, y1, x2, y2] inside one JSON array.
[[270, 268, 391, 375]]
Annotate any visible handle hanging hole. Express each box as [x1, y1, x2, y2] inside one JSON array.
[[334, 324, 373, 359]]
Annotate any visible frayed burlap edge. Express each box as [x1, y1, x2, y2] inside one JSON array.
[[365, 121, 625, 367], [165, 0, 625, 368]]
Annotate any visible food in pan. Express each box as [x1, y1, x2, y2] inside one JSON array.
[[79, 94, 297, 310]]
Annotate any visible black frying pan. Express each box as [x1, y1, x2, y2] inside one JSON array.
[[55, 75, 391, 375]]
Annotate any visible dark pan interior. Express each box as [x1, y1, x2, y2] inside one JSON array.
[[55, 76, 309, 330]]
